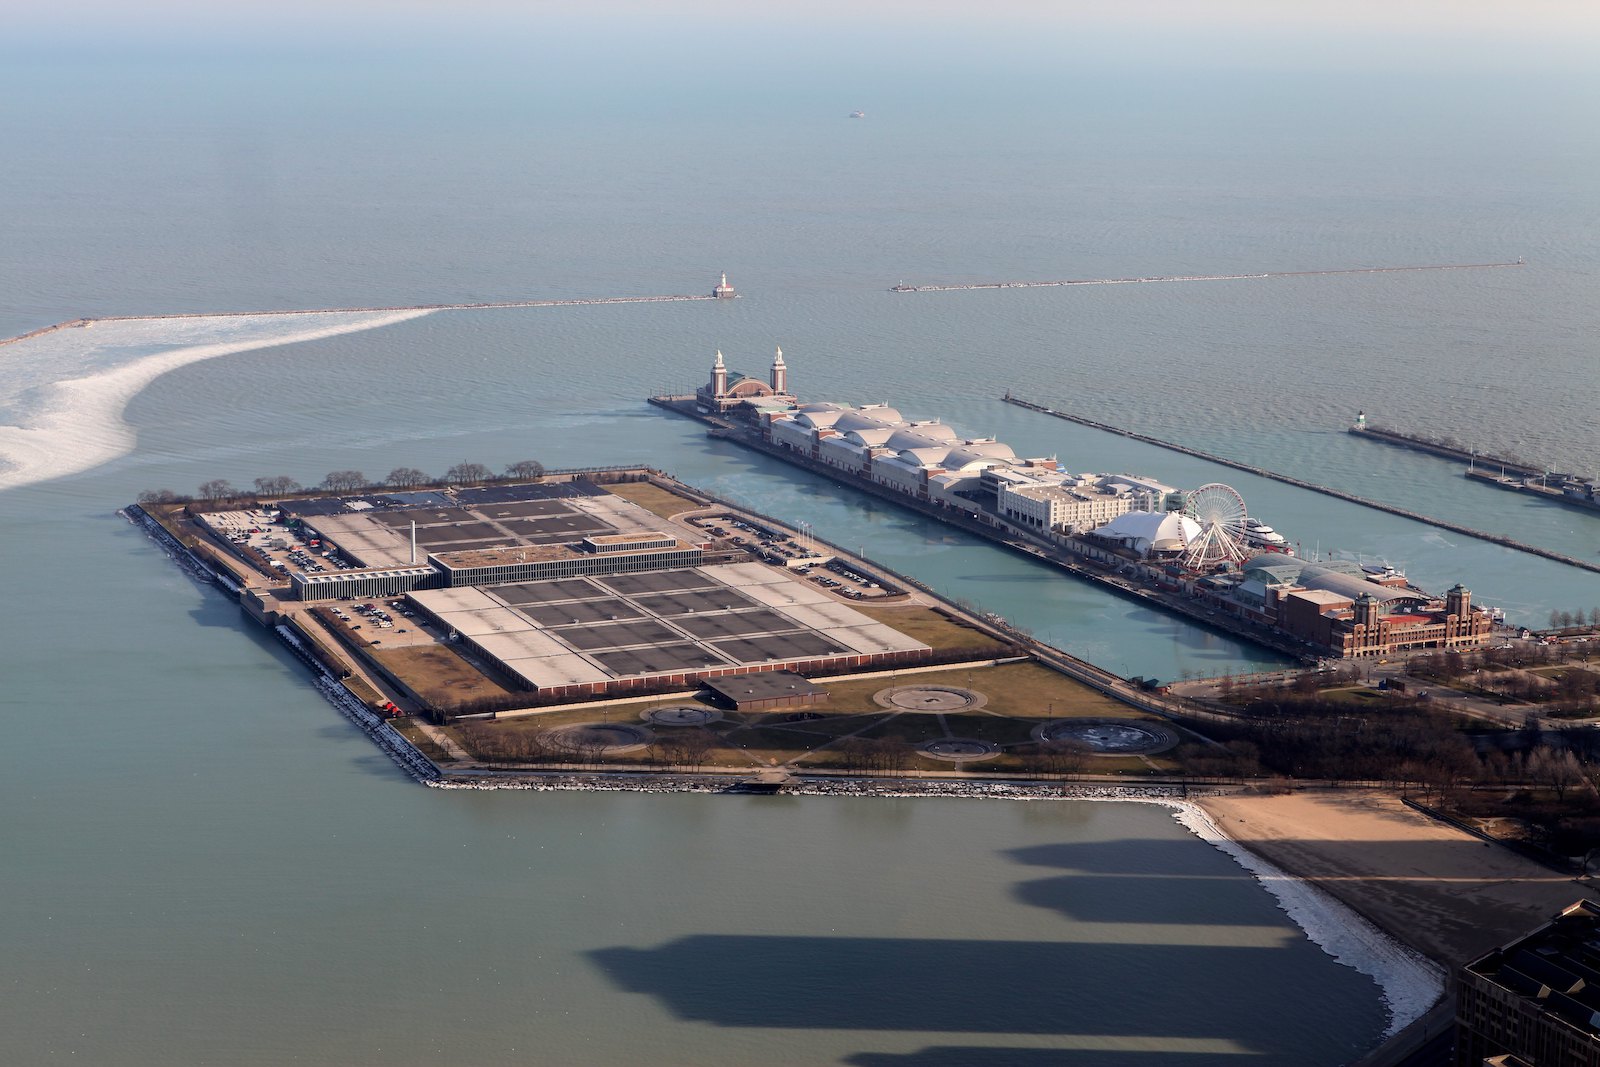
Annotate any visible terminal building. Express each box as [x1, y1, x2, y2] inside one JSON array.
[[1236, 557, 1494, 658]]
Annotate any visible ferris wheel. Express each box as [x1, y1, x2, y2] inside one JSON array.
[[1182, 483, 1251, 570]]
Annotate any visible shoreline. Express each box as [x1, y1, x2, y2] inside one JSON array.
[[429, 770, 1441, 1037], [1171, 798, 1445, 1038]]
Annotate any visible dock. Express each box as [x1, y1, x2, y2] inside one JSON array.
[[1002, 394, 1600, 577]]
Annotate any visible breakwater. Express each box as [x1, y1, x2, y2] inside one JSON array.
[[1002, 395, 1600, 577], [1350, 424, 1544, 479], [0, 293, 722, 349], [890, 259, 1524, 293]]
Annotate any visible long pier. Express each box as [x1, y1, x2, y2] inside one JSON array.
[[889, 259, 1524, 293], [1001, 394, 1600, 577], [0, 293, 722, 349], [649, 395, 1316, 663]]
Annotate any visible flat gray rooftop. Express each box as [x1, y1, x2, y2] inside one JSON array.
[[408, 561, 930, 690]]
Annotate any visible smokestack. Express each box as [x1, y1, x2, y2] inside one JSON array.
[[410, 520, 417, 565]]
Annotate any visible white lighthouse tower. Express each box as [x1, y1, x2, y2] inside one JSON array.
[[712, 272, 736, 299], [770, 345, 787, 394], [710, 349, 728, 398]]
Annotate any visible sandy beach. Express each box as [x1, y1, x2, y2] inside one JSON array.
[[1198, 789, 1598, 968]]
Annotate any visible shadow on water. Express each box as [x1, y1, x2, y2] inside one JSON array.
[[587, 934, 1374, 1062], [843, 1048, 1250, 1067]]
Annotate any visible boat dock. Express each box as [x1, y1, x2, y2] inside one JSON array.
[[889, 259, 1524, 293], [1001, 394, 1600, 576], [1465, 468, 1600, 516]]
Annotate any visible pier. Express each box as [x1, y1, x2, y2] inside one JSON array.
[[649, 395, 1318, 663], [1002, 395, 1600, 576], [889, 259, 1525, 293]]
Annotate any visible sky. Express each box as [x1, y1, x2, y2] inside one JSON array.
[[11, 0, 1600, 43]]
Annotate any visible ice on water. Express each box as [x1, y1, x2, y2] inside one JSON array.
[[0, 309, 433, 492]]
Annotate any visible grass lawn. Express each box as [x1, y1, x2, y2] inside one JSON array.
[[392, 719, 451, 762], [436, 659, 1176, 777], [373, 644, 517, 706], [853, 603, 1009, 654], [605, 481, 703, 520]]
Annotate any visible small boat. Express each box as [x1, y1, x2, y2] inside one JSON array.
[[849, 110, 865, 119]]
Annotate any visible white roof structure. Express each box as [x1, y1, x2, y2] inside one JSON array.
[[1095, 511, 1203, 554], [408, 563, 931, 692]]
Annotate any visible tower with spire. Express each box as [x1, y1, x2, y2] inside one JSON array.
[[711, 349, 728, 397], [770, 345, 787, 394], [694, 345, 797, 414]]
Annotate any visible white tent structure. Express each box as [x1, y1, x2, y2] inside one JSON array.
[[1093, 511, 1203, 556]]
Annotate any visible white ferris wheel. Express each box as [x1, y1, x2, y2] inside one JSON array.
[[1181, 482, 1251, 570]]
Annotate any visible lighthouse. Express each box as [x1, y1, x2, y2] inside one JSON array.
[[712, 272, 736, 299]]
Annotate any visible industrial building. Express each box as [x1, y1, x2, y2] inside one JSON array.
[[253, 482, 715, 601], [406, 561, 932, 699]]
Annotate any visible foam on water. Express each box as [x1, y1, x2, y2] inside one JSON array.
[[0, 310, 434, 492]]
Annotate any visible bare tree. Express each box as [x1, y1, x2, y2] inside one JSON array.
[[445, 462, 492, 485], [321, 470, 368, 492], [137, 488, 181, 504], [677, 730, 715, 769], [386, 467, 431, 489], [1041, 739, 1093, 779], [1530, 746, 1585, 804], [504, 459, 545, 481], [253, 475, 301, 495], [197, 478, 236, 500]]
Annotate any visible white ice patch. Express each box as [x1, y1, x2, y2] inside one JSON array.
[[0, 309, 433, 492]]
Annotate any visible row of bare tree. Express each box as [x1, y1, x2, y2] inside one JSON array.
[[137, 460, 546, 504]]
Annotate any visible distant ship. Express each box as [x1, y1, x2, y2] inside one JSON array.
[[849, 110, 865, 119]]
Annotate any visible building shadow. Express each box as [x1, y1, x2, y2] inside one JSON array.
[[844, 1047, 1252, 1067], [588, 933, 1380, 1062]]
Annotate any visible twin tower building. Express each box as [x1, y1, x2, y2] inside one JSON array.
[[696, 346, 795, 414]]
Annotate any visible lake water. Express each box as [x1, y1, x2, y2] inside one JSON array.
[[2, 16, 1596, 1063]]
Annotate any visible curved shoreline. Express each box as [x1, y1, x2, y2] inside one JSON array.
[[1166, 799, 1445, 1037], [428, 772, 1442, 1036]]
